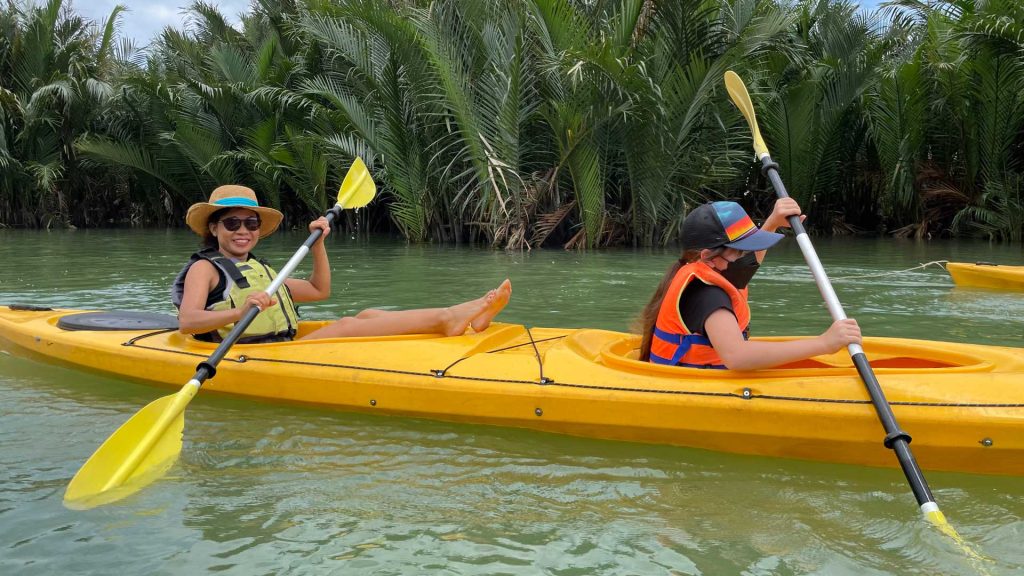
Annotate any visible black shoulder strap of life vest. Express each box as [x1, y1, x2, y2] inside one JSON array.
[[197, 248, 250, 289]]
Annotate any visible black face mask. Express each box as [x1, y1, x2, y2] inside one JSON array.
[[718, 252, 760, 289]]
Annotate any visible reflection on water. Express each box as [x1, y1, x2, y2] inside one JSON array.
[[1, 230, 1023, 575]]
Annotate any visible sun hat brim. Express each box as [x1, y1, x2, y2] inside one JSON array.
[[186, 198, 283, 238]]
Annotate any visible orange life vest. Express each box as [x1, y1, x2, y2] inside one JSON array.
[[649, 261, 751, 368]]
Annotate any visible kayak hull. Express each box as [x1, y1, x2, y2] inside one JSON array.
[[947, 262, 1024, 291], [2, 307, 1024, 475]]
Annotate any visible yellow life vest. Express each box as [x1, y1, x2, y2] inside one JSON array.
[[172, 249, 298, 343]]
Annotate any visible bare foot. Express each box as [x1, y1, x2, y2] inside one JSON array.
[[471, 279, 511, 333], [441, 292, 493, 336]]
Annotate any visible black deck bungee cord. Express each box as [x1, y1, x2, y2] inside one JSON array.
[[524, 325, 553, 385], [432, 333, 565, 377]]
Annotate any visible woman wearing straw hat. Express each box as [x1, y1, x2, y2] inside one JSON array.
[[172, 185, 512, 343]]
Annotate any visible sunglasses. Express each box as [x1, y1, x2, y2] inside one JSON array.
[[219, 216, 262, 232]]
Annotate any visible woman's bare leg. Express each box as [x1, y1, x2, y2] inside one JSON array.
[[301, 293, 493, 340], [471, 278, 512, 332]]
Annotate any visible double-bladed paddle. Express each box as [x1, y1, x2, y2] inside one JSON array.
[[64, 157, 377, 509], [722, 71, 986, 560]]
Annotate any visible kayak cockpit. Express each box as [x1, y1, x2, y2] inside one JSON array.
[[564, 330, 997, 377], [35, 307, 1002, 378]]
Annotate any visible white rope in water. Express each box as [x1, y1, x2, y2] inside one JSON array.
[[829, 260, 950, 281]]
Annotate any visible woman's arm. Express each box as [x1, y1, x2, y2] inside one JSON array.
[[704, 309, 861, 371], [284, 217, 331, 303]]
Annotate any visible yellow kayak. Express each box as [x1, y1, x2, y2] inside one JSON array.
[[947, 262, 1024, 291], [2, 306, 1024, 476]]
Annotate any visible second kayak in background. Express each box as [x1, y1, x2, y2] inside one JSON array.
[[946, 262, 1024, 291]]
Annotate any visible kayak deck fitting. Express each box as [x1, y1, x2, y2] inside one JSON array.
[[2, 306, 1023, 476]]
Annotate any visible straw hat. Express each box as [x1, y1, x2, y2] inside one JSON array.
[[185, 185, 283, 237]]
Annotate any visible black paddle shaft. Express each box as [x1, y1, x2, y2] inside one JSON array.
[[758, 156, 937, 508], [192, 205, 344, 384]]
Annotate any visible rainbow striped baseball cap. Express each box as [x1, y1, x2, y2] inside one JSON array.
[[681, 201, 783, 251]]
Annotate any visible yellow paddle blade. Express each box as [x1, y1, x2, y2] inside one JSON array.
[[64, 383, 197, 509], [925, 509, 992, 569], [724, 71, 770, 160], [336, 157, 376, 209]]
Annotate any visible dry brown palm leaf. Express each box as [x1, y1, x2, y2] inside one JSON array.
[[563, 226, 587, 251], [831, 214, 860, 236], [532, 200, 576, 248], [921, 181, 969, 224], [890, 222, 920, 239], [599, 213, 629, 246]]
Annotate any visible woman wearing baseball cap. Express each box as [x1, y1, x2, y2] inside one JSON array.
[[173, 185, 511, 344], [637, 198, 860, 370]]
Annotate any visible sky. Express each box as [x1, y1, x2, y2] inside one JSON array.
[[74, 0, 890, 46], [75, 0, 249, 47]]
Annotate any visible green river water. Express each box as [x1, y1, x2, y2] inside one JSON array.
[[1, 229, 1023, 575]]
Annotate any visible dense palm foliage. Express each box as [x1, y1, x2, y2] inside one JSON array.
[[0, 0, 137, 226], [1, 0, 1023, 245]]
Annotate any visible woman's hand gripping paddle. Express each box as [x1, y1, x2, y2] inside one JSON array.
[[63, 158, 377, 510], [723, 71, 988, 566]]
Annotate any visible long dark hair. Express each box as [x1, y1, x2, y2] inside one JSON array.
[[635, 248, 708, 361], [201, 208, 230, 250]]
